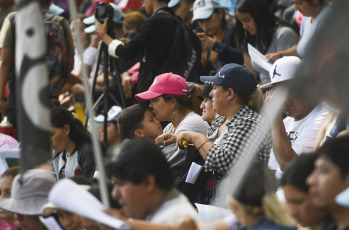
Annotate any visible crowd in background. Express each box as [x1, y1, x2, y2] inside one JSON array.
[[0, 0, 349, 229]]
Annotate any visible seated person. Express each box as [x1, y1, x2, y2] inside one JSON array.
[[106, 138, 200, 224], [307, 135, 349, 230], [281, 154, 334, 230], [51, 107, 96, 180], [135, 73, 209, 144], [261, 56, 328, 178], [0, 169, 57, 230], [94, 105, 124, 147], [117, 103, 163, 142], [177, 64, 271, 204]]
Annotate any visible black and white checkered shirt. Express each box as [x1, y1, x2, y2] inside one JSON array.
[[204, 106, 271, 180]]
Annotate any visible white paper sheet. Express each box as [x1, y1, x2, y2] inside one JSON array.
[[194, 203, 234, 222], [39, 216, 63, 230], [247, 43, 273, 72], [185, 162, 203, 184], [48, 179, 129, 230]]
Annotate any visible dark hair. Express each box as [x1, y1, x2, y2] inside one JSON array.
[[51, 107, 91, 147], [234, 160, 277, 206], [88, 181, 122, 209], [69, 175, 92, 186], [1, 166, 20, 178], [118, 103, 149, 139], [106, 139, 174, 190], [281, 154, 317, 193], [235, 0, 298, 53], [38, 0, 52, 10], [315, 135, 349, 179], [305, 0, 325, 4], [162, 85, 203, 116], [158, 0, 171, 3]]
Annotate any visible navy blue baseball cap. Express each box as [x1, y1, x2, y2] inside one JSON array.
[[200, 64, 257, 95]]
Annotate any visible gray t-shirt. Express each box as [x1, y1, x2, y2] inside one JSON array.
[[297, 5, 330, 58], [252, 26, 298, 83]]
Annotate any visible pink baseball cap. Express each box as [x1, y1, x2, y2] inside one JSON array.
[[135, 73, 188, 101]]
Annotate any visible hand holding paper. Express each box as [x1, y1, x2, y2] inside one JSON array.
[[247, 44, 272, 72]]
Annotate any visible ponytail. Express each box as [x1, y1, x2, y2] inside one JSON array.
[[236, 88, 264, 113], [228, 194, 295, 228], [262, 193, 295, 227]]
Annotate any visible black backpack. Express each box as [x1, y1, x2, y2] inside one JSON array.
[[158, 10, 202, 83]]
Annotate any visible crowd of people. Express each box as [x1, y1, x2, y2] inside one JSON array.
[[0, 0, 348, 229]]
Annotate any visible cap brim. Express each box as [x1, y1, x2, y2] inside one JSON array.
[[0, 197, 48, 215], [41, 202, 57, 217], [83, 16, 95, 25], [200, 75, 223, 85], [135, 91, 163, 101], [48, 3, 64, 15], [168, 0, 180, 8], [259, 82, 274, 89], [84, 25, 96, 34], [192, 9, 214, 22], [259, 78, 291, 89], [336, 187, 349, 207], [94, 114, 114, 123]]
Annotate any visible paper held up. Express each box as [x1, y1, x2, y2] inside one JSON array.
[[48, 179, 129, 230], [247, 44, 273, 72]]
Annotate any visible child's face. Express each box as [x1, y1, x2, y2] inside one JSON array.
[[141, 110, 163, 141]]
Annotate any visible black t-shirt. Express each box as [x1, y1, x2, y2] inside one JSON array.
[[114, 7, 179, 94]]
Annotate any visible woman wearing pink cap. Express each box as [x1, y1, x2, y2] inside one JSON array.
[[135, 73, 209, 143]]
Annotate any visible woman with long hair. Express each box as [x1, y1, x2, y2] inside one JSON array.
[[51, 107, 96, 180], [235, 0, 298, 83]]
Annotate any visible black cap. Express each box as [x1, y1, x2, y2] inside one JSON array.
[[198, 84, 213, 100]]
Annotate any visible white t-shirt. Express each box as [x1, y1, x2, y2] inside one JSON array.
[[163, 111, 209, 135], [268, 103, 329, 178], [71, 46, 98, 75], [147, 192, 200, 224]]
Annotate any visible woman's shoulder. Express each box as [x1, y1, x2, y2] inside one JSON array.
[[274, 25, 298, 38]]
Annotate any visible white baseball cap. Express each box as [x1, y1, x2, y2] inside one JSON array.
[[336, 186, 349, 207], [192, 0, 221, 22], [260, 56, 303, 89], [94, 106, 123, 123]]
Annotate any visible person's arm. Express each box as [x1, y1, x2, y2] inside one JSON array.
[[313, 113, 332, 151], [265, 44, 298, 63], [0, 48, 13, 115], [78, 144, 96, 179], [105, 208, 197, 230], [270, 114, 298, 171], [95, 17, 155, 60], [176, 131, 213, 160], [196, 31, 244, 65]]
